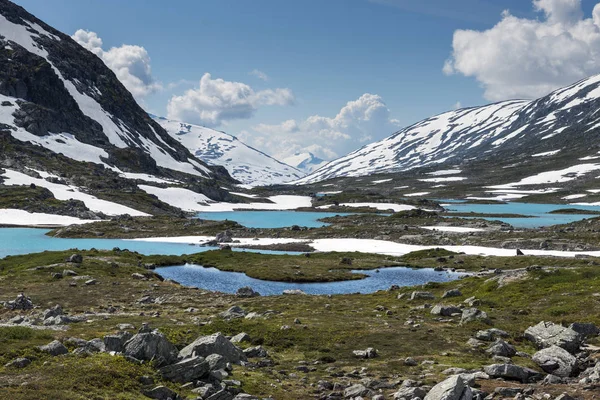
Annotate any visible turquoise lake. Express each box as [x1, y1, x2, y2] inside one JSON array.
[[195, 211, 351, 228], [155, 264, 464, 295], [444, 202, 600, 228]]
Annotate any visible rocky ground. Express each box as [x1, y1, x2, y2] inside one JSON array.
[[0, 249, 599, 399]]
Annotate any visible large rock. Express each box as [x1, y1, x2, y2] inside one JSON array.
[[475, 328, 509, 341], [123, 330, 179, 366], [344, 384, 373, 398], [532, 345, 578, 377], [431, 305, 462, 317], [524, 322, 583, 353], [483, 363, 543, 383], [393, 386, 429, 400], [460, 308, 490, 325], [42, 304, 63, 320], [5, 293, 34, 310], [424, 375, 472, 400], [159, 356, 209, 383], [486, 340, 516, 357], [38, 340, 68, 356], [220, 306, 246, 319], [104, 332, 133, 353], [179, 332, 247, 364], [142, 385, 179, 400], [235, 287, 260, 298], [569, 322, 600, 338], [410, 291, 435, 300]]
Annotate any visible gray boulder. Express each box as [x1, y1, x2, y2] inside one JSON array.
[[524, 321, 582, 353], [216, 231, 233, 243], [206, 353, 228, 371], [483, 363, 543, 383], [142, 385, 179, 400], [5, 293, 34, 310], [104, 332, 133, 353], [352, 347, 378, 359], [235, 287, 260, 297], [486, 340, 516, 357], [442, 289, 462, 298], [220, 306, 246, 319], [243, 346, 268, 358], [159, 356, 209, 383], [460, 308, 490, 325], [532, 345, 578, 377], [67, 253, 83, 263], [424, 375, 472, 400], [4, 357, 31, 368], [42, 304, 63, 320], [393, 386, 429, 400], [431, 304, 462, 316], [123, 330, 178, 366], [344, 384, 373, 398], [38, 340, 68, 356], [568, 322, 600, 338], [179, 332, 247, 364], [410, 291, 435, 300], [230, 332, 251, 344], [475, 328, 509, 341]]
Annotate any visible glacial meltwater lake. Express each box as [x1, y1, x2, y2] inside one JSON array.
[[155, 264, 464, 295], [195, 211, 351, 228], [0, 227, 463, 295], [444, 202, 600, 228]]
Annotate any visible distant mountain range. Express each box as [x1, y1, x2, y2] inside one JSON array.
[[297, 74, 600, 187], [153, 116, 303, 186], [282, 152, 328, 175]]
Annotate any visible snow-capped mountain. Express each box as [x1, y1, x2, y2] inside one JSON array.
[[283, 152, 328, 174], [297, 73, 600, 184], [153, 116, 304, 186], [0, 0, 228, 182]]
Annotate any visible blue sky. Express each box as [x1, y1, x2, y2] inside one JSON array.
[[12, 0, 600, 161]]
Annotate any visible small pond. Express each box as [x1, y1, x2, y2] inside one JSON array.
[[155, 264, 464, 296], [195, 211, 351, 228]]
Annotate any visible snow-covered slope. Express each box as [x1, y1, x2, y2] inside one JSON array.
[[0, 0, 221, 180], [297, 73, 600, 184], [283, 152, 328, 174], [153, 116, 304, 186]]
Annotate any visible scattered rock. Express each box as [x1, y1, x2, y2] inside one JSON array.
[[5, 293, 34, 310], [220, 306, 246, 319], [230, 332, 251, 344], [282, 289, 306, 295], [524, 321, 583, 353], [423, 375, 472, 400], [235, 287, 260, 298], [38, 340, 68, 356], [486, 340, 517, 357], [410, 291, 435, 300], [475, 328, 509, 341], [343, 383, 373, 398], [243, 346, 268, 358], [84, 279, 97, 286], [42, 304, 63, 320], [460, 308, 490, 325], [532, 345, 578, 377], [142, 385, 179, 400], [159, 356, 209, 383], [442, 289, 462, 298], [568, 322, 600, 338], [104, 332, 133, 353], [123, 329, 179, 366], [4, 357, 31, 368], [393, 385, 428, 400], [483, 363, 543, 383], [131, 273, 146, 280], [67, 253, 83, 263], [179, 332, 247, 364], [352, 347, 378, 359], [431, 304, 462, 317]]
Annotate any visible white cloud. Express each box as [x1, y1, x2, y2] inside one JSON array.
[[250, 69, 269, 81], [166, 73, 294, 128], [453, 101, 462, 109], [72, 29, 161, 99], [245, 93, 400, 160], [444, 0, 600, 101]]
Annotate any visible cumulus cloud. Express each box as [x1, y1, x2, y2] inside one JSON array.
[[250, 69, 269, 81], [444, 0, 600, 101], [244, 94, 400, 161], [72, 29, 161, 99], [166, 73, 294, 127]]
